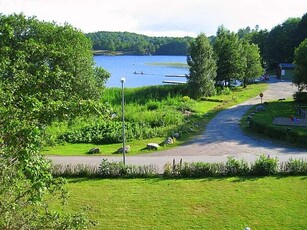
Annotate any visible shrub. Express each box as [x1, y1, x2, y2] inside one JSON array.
[[99, 159, 159, 178], [164, 160, 225, 178], [280, 158, 307, 175], [182, 96, 191, 102], [294, 92, 307, 103], [225, 157, 250, 176], [52, 164, 99, 177], [99, 159, 127, 178], [251, 155, 278, 176], [147, 101, 160, 111]]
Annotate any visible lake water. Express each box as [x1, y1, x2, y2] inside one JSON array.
[[94, 55, 189, 88]]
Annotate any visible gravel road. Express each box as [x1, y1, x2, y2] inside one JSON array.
[[49, 77, 307, 171]]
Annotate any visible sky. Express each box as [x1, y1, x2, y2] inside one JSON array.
[[0, 0, 306, 37]]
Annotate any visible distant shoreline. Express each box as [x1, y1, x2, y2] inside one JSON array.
[[93, 50, 141, 56]]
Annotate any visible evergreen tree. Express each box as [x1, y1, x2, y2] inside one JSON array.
[[187, 33, 216, 99]]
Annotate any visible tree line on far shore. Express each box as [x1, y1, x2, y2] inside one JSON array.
[[86, 31, 195, 56], [87, 12, 307, 71]]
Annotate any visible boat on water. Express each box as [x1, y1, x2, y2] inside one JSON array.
[[133, 71, 144, 74]]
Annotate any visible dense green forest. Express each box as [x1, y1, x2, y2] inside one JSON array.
[[86, 12, 307, 70], [86, 31, 196, 55]]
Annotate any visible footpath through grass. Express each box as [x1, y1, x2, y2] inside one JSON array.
[[51, 176, 307, 229]]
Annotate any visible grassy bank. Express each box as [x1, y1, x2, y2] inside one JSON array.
[[146, 62, 189, 68], [44, 83, 267, 156], [51, 176, 307, 229]]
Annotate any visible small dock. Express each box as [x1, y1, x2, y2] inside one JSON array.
[[165, 74, 188, 78], [162, 80, 186, 84], [163, 74, 187, 84]]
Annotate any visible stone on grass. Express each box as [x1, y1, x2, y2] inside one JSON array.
[[147, 143, 160, 150], [164, 137, 174, 145], [88, 147, 101, 154], [117, 145, 130, 153]]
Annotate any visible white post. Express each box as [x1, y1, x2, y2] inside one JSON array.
[[120, 77, 126, 165]]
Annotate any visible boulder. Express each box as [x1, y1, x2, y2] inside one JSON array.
[[164, 137, 174, 145], [173, 132, 180, 138], [117, 145, 130, 153], [88, 147, 101, 154], [147, 143, 160, 150]]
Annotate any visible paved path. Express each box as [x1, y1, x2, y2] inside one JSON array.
[[49, 78, 307, 172]]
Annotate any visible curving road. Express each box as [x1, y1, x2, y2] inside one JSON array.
[[49, 78, 307, 171]]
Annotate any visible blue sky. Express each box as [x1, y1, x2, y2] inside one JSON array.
[[1, 0, 306, 37]]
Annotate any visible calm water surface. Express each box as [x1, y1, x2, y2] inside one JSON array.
[[94, 55, 189, 88]]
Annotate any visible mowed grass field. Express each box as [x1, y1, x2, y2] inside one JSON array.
[[51, 176, 307, 229]]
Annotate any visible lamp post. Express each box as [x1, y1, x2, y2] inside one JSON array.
[[120, 77, 126, 165]]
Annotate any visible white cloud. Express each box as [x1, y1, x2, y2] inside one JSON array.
[[0, 0, 306, 36]]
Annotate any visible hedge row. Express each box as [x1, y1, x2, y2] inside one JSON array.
[[248, 119, 307, 145], [52, 155, 307, 178]]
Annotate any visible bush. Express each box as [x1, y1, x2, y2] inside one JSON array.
[[251, 155, 278, 176], [280, 158, 307, 175], [147, 101, 160, 111], [294, 92, 307, 103], [99, 159, 159, 178], [182, 96, 191, 102], [52, 164, 99, 177], [225, 157, 250, 176], [164, 160, 225, 178]]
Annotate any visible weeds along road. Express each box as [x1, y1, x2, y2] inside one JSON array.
[[49, 77, 307, 171]]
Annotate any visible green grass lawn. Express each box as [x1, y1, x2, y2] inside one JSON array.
[[51, 176, 307, 230]]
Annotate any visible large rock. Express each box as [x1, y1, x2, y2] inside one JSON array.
[[88, 147, 101, 154], [117, 145, 130, 153], [164, 137, 174, 145], [147, 143, 160, 150]]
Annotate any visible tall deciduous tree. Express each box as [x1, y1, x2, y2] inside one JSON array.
[[214, 26, 245, 85], [293, 38, 307, 91], [242, 42, 264, 87], [295, 13, 307, 49], [264, 18, 300, 68], [0, 13, 109, 229], [187, 33, 216, 99]]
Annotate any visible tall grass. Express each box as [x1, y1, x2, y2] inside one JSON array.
[[102, 84, 189, 105]]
